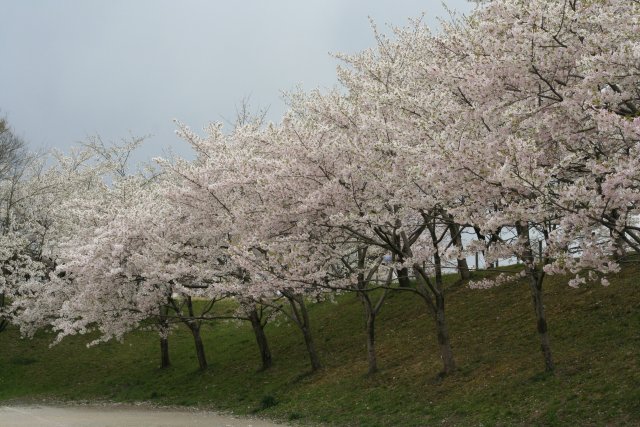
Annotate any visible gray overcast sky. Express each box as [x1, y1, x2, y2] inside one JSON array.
[[1, 0, 473, 162]]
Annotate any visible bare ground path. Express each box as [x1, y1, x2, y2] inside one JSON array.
[[0, 404, 288, 427]]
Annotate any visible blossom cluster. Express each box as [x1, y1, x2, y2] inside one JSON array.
[[2, 0, 638, 351]]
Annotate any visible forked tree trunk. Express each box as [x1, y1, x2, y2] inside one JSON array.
[[300, 300, 321, 371], [184, 296, 208, 370], [285, 293, 322, 372], [528, 271, 554, 372], [414, 291, 456, 375], [433, 244, 456, 375], [189, 324, 208, 371], [354, 248, 388, 375], [301, 324, 321, 372], [449, 222, 471, 280], [248, 307, 272, 370], [516, 222, 554, 373], [413, 227, 457, 376], [358, 292, 379, 374], [434, 294, 456, 374]]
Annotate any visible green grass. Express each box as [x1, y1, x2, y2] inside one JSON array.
[[1, 265, 639, 426]]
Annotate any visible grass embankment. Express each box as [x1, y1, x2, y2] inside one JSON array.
[[1, 266, 639, 426]]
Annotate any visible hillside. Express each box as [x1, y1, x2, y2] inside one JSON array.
[[1, 266, 639, 426]]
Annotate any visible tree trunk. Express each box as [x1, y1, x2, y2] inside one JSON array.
[[0, 291, 7, 333], [365, 311, 377, 374], [286, 294, 322, 372], [414, 287, 457, 376], [433, 246, 456, 375], [301, 324, 321, 372], [160, 336, 171, 369], [449, 222, 471, 280], [529, 273, 554, 372], [397, 266, 412, 287], [248, 308, 272, 370], [413, 224, 457, 377], [300, 298, 322, 372], [358, 292, 378, 374], [182, 295, 208, 370], [189, 324, 208, 370], [457, 258, 470, 280], [610, 209, 629, 257], [516, 222, 554, 373], [435, 294, 456, 374], [158, 305, 171, 369]]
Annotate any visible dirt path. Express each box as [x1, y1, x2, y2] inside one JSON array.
[[0, 405, 288, 427]]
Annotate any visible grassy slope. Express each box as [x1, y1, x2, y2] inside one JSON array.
[[1, 265, 639, 426]]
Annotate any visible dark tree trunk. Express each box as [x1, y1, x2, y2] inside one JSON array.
[[434, 294, 456, 374], [528, 272, 554, 372], [189, 324, 208, 371], [413, 221, 457, 376], [301, 324, 321, 372], [457, 258, 470, 280], [354, 248, 388, 375], [0, 291, 7, 333], [286, 294, 322, 372], [299, 299, 322, 372], [184, 296, 208, 370], [158, 305, 171, 369], [358, 292, 378, 374], [365, 310, 377, 374], [248, 307, 272, 370], [160, 336, 171, 369], [396, 266, 412, 287], [433, 248, 456, 375], [516, 223, 554, 373], [449, 222, 471, 280], [610, 209, 629, 256]]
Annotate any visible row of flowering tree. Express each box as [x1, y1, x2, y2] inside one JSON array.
[[2, 0, 638, 378]]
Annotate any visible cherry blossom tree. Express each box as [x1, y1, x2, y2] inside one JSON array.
[[8, 0, 637, 382], [390, 0, 640, 372], [223, 82, 469, 374], [158, 121, 293, 371], [0, 129, 102, 336]]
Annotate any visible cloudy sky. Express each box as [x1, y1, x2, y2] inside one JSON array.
[[1, 0, 473, 162]]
